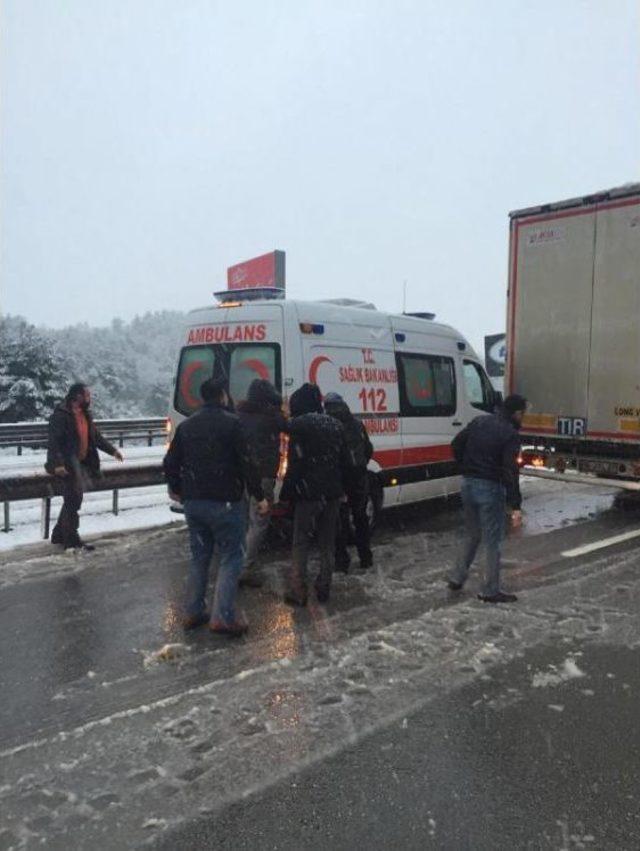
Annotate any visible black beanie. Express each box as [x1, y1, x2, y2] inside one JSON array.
[[503, 394, 527, 415], [290, 383, 323, 417]]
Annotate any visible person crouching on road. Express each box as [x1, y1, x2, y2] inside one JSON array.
[[46, 383, 124, 551], [323, 392, 374, 572], [163, 378, 269, 636], [447, 394, 526, 604], [237, 379, 288, 588], [280, 383, 349, 606]]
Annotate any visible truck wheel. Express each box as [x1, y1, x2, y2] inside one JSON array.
[[366, 473, 383, 530]]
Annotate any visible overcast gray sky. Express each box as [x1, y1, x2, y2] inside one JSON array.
[[2, 0, 639, 351]]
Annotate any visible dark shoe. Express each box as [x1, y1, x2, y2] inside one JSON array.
[[51, 529, 63, 545], [183, 612, 211, 630], [478, 592, 518, 604], [315, 583, 331, 604], [209, 617, 248, 637], [238, 573, 264, 589], [64, 541, 95, 552], [334, 558, 350, 574], [447, 580, 464, 592], [359, 552, 373, 570], [284, 592, 308, 608]]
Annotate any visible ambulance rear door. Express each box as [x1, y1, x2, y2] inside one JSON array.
[[173, 303, 286, 420]]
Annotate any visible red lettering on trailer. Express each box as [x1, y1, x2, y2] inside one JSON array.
[[187, 324, 267, 345]]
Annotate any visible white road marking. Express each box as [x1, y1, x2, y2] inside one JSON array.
[[562, 528, 640, 558]]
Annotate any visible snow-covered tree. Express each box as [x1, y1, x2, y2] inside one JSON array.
[[0, 316, 68, 422]]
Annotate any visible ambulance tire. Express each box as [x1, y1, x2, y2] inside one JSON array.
[[365, 472, 383, 531]]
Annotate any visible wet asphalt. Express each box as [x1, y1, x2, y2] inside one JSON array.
[[1, 477, 639, 849], [161, 639, 639, 851]]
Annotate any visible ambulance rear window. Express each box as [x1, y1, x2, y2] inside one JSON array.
[[174, 343, 281, 416]]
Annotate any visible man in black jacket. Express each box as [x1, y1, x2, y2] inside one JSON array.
[[447, 394, 526, 604], [280, 383, 349, 606], [324, 392, 374, 571], [237, 379, 287, 586], [163, 378, 268, 635], [46, 383, 124, 550]]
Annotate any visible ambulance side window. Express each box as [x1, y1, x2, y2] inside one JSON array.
[[175, 346, 217, 416], [396, 353, 457, 417], [463, 361, 494, 412]]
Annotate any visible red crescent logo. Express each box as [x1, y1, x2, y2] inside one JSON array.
[[308, 355, 332, 386], [180, 361, 205, 409], [237, 359, 270, 381]]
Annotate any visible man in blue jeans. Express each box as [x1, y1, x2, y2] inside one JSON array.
[[447, 394, 527, 604], [164, 378, 268, 635]]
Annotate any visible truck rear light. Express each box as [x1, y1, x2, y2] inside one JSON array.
[[520, 449, 547, 468]]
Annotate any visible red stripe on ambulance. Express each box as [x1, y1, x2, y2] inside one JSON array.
[[374, 444, 454, 469]]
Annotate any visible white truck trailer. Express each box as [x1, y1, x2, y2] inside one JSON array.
[[506, 183, 640, 484]]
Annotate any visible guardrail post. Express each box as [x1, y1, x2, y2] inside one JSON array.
[[41, 497, 51, 540], [17, 441, 22, 457], [112, 489, 119, 516], [3, 502, 9, 533], [119, 432, 124, 448], [147, 430, 153, 447]]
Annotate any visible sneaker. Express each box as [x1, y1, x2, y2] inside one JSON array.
[[447, 580, 464, 592], [209, 617, 248, 637], [183, 612, 211, 630], [477, 592, 518, 604]]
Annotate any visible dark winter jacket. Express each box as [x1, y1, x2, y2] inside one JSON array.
[[46, 403, 117, 477], [452, 412, 522, 509], [324, 398, 374, 471], [163, 402, 264, 502], [237, 381, 287, 480], [280, 412, 350, 502]]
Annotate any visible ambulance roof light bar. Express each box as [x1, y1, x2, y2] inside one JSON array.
[[214, 287, 286, 304]]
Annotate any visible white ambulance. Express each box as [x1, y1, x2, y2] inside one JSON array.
[[168, 291, 497, 520]]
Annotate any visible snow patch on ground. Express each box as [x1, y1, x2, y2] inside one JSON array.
[[532, 657, 586, 688]]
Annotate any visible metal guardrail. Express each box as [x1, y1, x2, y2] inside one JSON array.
[[0, 462, 166, 538], [0, 418, 167, 455]]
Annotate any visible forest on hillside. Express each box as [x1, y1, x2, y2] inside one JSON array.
[[0, 311, 185, 422]]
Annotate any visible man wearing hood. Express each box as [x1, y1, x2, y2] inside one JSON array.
[[324, 392, 374, 571], [447, 394, 527, 604], [237, 379, 287, 586], [280, 383, 350, 605], [46, 383, 124, 550]]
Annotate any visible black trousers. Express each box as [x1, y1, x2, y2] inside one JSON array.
[[51, 461, 90, 547], [289, 498, 340, 598], [336, 471, 372, 565]]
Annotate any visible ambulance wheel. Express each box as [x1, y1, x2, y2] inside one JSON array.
[[366, 473, 383, 530]]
